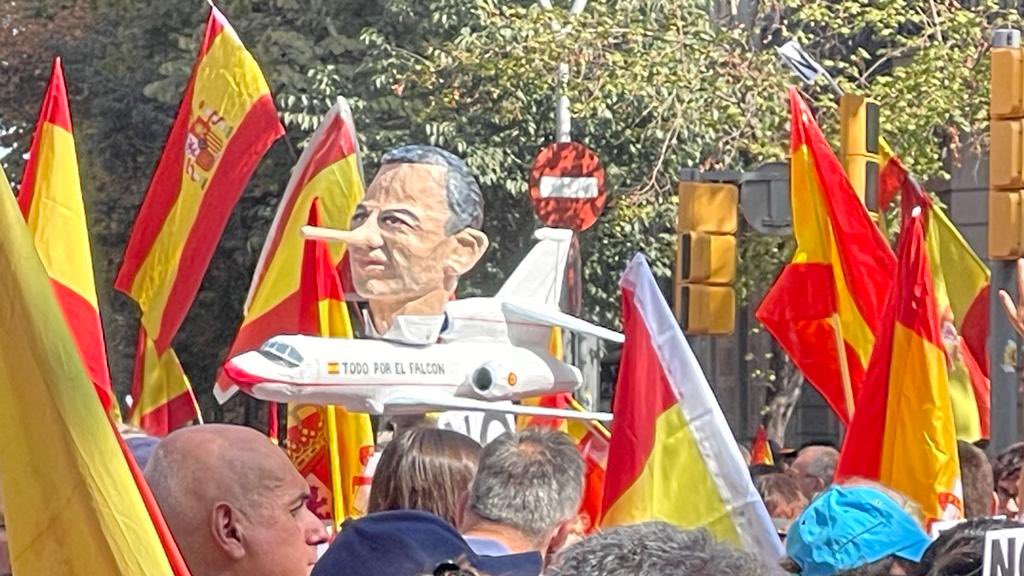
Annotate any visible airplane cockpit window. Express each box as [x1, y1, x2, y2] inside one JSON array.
[[259, 340, 303, 368]]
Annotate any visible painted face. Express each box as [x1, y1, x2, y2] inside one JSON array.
[[242, 460, 329, 576], [347, 163, 458, 304]]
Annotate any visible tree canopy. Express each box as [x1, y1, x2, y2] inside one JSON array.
[[0, 0, 1017, 425]]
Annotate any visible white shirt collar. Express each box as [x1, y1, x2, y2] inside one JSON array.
[[362, 309, 447, 345]]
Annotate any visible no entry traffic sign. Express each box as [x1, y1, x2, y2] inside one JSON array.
[[528, 142, 607, 231]]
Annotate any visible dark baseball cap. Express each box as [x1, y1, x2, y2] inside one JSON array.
[[311, 510, 542, 576]]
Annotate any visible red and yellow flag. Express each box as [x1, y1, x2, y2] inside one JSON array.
[[286, 200, 373, 524], [216, 97, 362, 401], [602, 255, 783, 560], [18, 57, 117, 418], [879, 156, 991, 441], [836, 182, 962, 522], [750, 425, 775, 467], [0, 163, 190, 575], [756, 88, 896, 423], [115, 5, 283, 434]]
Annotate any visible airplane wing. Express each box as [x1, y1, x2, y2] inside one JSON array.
[[383, 395, 613, 422], [502, 301, 624, 343]]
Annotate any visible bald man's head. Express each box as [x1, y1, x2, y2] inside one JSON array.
[[145, 424, 327, 576]]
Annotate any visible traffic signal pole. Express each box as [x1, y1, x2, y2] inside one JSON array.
[[989, 29, 1022, 451]]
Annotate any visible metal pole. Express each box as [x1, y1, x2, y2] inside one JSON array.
[[991, 28, 1022, 452], [539, 0, 588, 143]]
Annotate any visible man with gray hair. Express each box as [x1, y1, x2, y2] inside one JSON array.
[[547, 523, 771, 576], [458, 428, 584, 561], [787, 444, 839, 500]]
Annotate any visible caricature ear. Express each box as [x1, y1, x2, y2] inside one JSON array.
[[445, 228, 489, 279]]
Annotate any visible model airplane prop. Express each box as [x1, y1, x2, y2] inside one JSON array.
[[223, 228, 620, 422]]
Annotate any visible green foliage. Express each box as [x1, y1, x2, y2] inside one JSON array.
[[0, 0, 1015, 425]]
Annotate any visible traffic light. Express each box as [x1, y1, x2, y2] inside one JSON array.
[[990, 39, 1024, 260], [839, 93, 881, 210], [674, 181, 737, 335]]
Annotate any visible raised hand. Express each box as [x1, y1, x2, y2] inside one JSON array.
[[999, 260, 1024, 338]]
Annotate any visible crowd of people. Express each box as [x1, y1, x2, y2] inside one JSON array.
[[4, 424, 1024, 575]]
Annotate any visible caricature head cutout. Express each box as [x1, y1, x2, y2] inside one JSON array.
[[343, 145, 489, 333]]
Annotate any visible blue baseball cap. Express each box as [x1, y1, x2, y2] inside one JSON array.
[[786, 485, 931, 576], [311, 510, 542, 576]]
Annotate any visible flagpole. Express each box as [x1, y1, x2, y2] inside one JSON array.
[[828, 314, 856, 420], [325, 405, 345, 534]]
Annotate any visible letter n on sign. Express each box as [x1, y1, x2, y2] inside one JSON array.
[[985, 527, 1024, 576]]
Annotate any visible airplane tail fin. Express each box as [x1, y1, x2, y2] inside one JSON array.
[[495, 228, 574, 307]]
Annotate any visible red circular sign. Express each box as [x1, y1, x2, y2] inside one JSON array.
[[528, 142, 607, 231]]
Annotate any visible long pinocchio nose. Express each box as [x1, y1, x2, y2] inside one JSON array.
[[301, 225, 359, 244]]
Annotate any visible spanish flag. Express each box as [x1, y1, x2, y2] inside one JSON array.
[[115, 5, 283, 435], [18, 57, 117, 418], [836, 181, 962, 522], [879, 156, 991, 441], [287, 200, 374, 526], [215, 97, 361, 401], [602, 254, 783, 560], [0, 164, 189, 574], [756, 88, 895, 423]]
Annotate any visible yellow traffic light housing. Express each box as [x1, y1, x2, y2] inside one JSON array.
[[989, 191, 1024, 260], [677, 232, 736, 284], [674, 181, 738, 335], [678, 182, 738, 233], [839, 94, 881, 209], [990, 44, 1024, 259], [991, 120, 1024, 190], [992, 46, 1024, 119], [674, 284, 736, 336]]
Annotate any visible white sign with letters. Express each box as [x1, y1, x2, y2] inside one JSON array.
[[984, 527, 1024, 576]]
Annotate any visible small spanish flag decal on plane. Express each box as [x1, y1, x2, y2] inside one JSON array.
[[327, 362, 340, 375]]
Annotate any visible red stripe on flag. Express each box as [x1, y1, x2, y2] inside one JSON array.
[[51, 279, 114, 410], [600, 287, 679, 514], [153, 94, 283, 349], [962, 286, 989, 378], [757, 263, 867, 421]]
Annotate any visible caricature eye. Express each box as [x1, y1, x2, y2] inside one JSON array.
[[381, 213, 411, 228], [350, 210, 369, 226]]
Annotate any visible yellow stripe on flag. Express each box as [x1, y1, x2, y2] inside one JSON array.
[[880, 324, 961, 521], [601, 405, 742, 544], [23, 124, 99, 307], [0, 167, 174, 574]]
